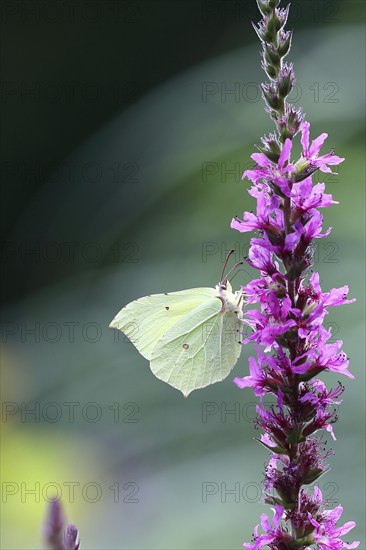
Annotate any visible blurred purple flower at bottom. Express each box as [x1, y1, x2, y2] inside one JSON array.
[[44, 499, 80, 550], [44, 499, 64, 550], [64, 525, 80, 550]]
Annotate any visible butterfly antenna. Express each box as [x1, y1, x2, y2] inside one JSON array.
[[220, 250, 235, 283], [228, 265, 251, 284], [224, 261, 244, 283]]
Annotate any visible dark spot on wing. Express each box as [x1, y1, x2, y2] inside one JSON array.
[[164, 293, 168, 295], [165, 306, 170, 310], [183, 343, 189, 350]]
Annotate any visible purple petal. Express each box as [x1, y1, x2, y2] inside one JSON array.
[[251, 152, 273, 168], [300, 121, 310, 155], [234, 376, 253, 389], [292, 363, 311, 374], [278, 138, 292, 169], [324, 285, 355, 307], [325, 505, 344, 523], [260, 513, 272, 533], [243, 168, 264, 182], [309, 132, 328, 157], [319, 153, 345, 166], [231, 217, 255, 233], [273, 176, 292, 196], [273, 504, 284, 529], [316, 163, 335, 174], [284, 230, 301, 252], [334, 521, 357, 538]]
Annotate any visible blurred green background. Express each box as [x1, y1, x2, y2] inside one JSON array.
[[1, 1, 365, 548]]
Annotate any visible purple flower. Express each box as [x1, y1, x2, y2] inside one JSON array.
[[300, 379, 344, 408], [243, 505, 291, 549], [308, 502, 360, 549], [248, 229, 301, 257], [244, 298, 297, 351], [249, 291, 295, 327], [302, 406, 338, 441], [303, 339, 355, 380], [234, 348, 280, 396], [290, 275, 356, 345], [305, 272, 355, 309], [243, 139, 295, 196], [241, 273, 287, 307], [291, 178, 337, 212], [300, 121, 345, 174], [242, 278, 271, 305], [234, 355, 267, 396], [294, 210, 332, 246], [255, 396, 293, 450], [231, 188, 283, 234], [246, 245, 279, 275]]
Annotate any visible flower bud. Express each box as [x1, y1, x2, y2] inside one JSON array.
[[285, 425, 304, 445], [285, 259, 310, 280], [267, 11, 282, 37], [279, 126, 293, 141], [278, 30, 292, 57], [263, 43, 281, 68], [259, 133, 282, 162], [302, 467, 325, 485], [286, 104, 304, 134], [278, 63, 295, 98], [261, 83, 282, 110], [276, 5, 291, 30], [252, 20, 267, 42], [262, 61, 278, 79], [256, 0, 272, 17]]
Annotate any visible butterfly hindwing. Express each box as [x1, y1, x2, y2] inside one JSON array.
[[150, 298, 243, 397]]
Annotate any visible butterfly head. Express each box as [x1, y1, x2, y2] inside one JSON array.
[[216, 280, 245, 318], [217, 280, 233, 293]]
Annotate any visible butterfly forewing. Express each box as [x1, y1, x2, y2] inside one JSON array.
[[109, 288, 217, 360]]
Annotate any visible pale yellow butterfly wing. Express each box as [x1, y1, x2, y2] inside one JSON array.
[[150, 298, 243, 397], [109, 288, 217, 360]]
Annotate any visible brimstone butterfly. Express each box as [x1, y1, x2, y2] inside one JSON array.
[[109, 254, 245, 397]]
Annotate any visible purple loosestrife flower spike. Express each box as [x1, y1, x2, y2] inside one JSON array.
[[232, 1, 360, 548]]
